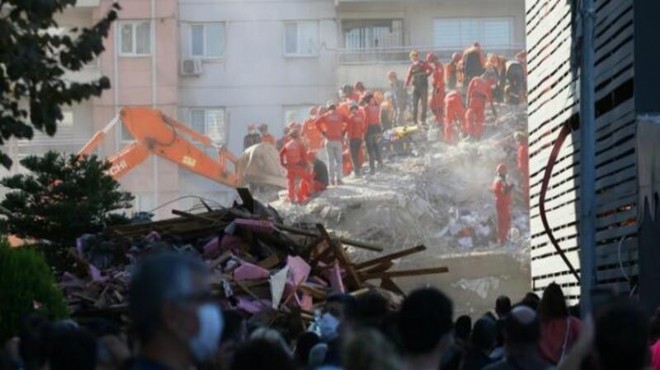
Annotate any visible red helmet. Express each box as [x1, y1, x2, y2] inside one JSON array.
[[496, 163, 507, 174], [425, 52, 437, 63], [387, 70, 397, 79], [452, 52, 462, 62]]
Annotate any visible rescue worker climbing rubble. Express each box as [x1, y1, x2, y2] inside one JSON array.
[[405, 50, 432, 125], [443, 90, 465, 144], [466, 73, 497, 140], [492, 163, 514, 244], [315, 100, 349, 186], [427, 52, 446, 126], [514, 131, 529, 207], [361, 91, 384, 175], [279, 128, 310, 204]]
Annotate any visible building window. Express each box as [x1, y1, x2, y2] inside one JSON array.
[[190, 109, 227, 145], [342, 19, 403, 50], [284, 21, 319, 57], [433, 18, 513, 50], [283, 106, 313, 126], [119, 21, 151, 56], [190, 23, 225, 58]]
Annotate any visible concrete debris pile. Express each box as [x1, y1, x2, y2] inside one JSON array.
[[59, 190, 448, 331], [275, 105, 530, 258]]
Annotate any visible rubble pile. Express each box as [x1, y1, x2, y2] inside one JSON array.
[[275, 105, 530, 259], [59, 191, 447, 332]]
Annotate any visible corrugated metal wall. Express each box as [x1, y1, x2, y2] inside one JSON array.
[[527, 0, 637, 302]]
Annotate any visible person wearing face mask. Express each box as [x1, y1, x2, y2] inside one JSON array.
[[128, 252, 224, 370]]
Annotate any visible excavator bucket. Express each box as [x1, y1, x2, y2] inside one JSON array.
[[237, 143, 287, 189]]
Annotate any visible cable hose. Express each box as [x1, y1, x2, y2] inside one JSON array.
[[538, 123, 581, 283]]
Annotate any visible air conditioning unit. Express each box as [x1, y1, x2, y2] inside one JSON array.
[[181, 59, 203, 76]]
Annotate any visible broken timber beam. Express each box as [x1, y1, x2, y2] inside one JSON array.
[[360, 267, 449, 280], [355, 245, 426, 270], [316, 224, 362, 290], [277, 224, 383, 252]]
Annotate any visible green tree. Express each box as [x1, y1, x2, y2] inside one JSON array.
[[0, 0, 119, 168], [0, 240, 68, 344], [0, 151, 134, 271]]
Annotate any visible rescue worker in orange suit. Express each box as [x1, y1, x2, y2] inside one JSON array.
[[405, 50, 433, 125], [243, 124, 261, 150], [279, 128, 310, 204], [427, 52, 445, 125], [346, 102, 366, 176], [259, 124, 276, 145], [462, 42, 486, 90], [352, 81, 366, 102], [465, 74, 497, 140], [314, 101, 349, 186], [515, 132, 529, 207], [444, 90, 465, 144], [302, 106, 323, 152], [361, 92, 384, 174], [445, 52, 462, 91], [492, 163, 514, 244]]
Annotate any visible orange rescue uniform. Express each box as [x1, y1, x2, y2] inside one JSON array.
[[444, 91, 465, 144], [429, 62, 446, 124], [466, 77, 493, 139], [301, 117, 323, 151], [492, 175, 513, 244], [279, 137, 310, 204]]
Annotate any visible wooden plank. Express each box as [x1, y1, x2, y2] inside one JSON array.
[[354, 245, 426, 270], [316, 224, 361, 290], [277, 224, 383, 252], [360, 267, 449, 280]]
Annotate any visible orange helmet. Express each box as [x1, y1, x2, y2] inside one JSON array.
[[387, 70, 397, 79], [452, 52, 462, 63], [496, 163, 507, 174], [425, 52, 437, 63]]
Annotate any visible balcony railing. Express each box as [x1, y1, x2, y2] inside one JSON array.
[[338, 44, 525, 65]]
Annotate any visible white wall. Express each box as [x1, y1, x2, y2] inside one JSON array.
[[178, 0, 339, 156]]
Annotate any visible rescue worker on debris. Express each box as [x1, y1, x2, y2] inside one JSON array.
[[405, 50, 433, 125], [462, 42, 486, 89], [298, 151, 329, 202], [514, 132, 529, 207], [484, 54, 502, 103], [279, 127, 310, 204], [302, 106, 324, 152], [387, 70, 408, 126], [443, 90, 466, 144], [505, 59, 526, 105], [259, 124, 276, 145], [492, 164, 514, 245], [427, 52, 446, 125], [446, 52, 462, 91], [276, 126, 290, 151], [465, 73, 497, 140], [315, 100, 349, 186], [361, 91, 384, 175], [380, 92, 396, 132], [346, 102, 366, 176], [243, 123, 261, 150]]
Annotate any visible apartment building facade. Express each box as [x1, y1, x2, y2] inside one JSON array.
[[0, 0, 525, 218]]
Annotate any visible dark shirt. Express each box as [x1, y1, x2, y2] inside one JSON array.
[[243, 133, 262, 150], [460, 347, 495, 370], [128, 357, 170, 370], [482, 353, 553, 370], [313, 159, 329, 187], [441, 340, 468, 370]]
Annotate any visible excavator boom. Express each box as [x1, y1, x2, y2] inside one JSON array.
[[78, 107, 286, 190]]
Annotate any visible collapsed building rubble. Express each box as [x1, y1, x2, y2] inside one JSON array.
[[59, 190, 448, 335]]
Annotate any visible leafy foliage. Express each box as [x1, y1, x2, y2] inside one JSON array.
[[0, 0, 120, 168], [0, 152, 134, 271], [0, 241, 68, 344]]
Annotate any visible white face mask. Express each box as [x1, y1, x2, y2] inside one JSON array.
[[318, 312, 340, 341], [188, 303, 224, 362]]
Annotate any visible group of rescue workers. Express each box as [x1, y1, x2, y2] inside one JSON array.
[[242, 42, 529, 245]]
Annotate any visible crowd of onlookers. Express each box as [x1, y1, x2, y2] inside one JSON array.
[[1, 252, 660, 370]]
